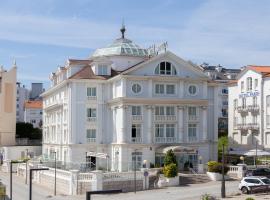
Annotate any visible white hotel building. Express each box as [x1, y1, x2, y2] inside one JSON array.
[[42, 27, 220, 171], [228, 66, 270, 151]]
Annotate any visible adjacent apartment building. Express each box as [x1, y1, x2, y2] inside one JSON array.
[[42, 27, 220, 171], [24, 100, 43, 128], [200, 64, 241, 136], [0, 66, 17, 146], [228, 66, 270, 151], [16, 83, 29, 122]]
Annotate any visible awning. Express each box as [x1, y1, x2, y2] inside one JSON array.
[[86, 152, 109, 159], [156, 146, 197, 154]]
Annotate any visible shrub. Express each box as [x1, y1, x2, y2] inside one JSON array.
[[163, 163, 177, 178], [201, 194, 216, 200], [207, 161, 229, 174], [245, 198, 255, 200], [164, 149, 177, 166]]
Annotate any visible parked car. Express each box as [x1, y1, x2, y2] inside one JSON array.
[[245, 168, 270, 178], [239, 176, 270, 194]]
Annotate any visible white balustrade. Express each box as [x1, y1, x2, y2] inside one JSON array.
[[132, 115, 143, 121], [155, 137, 176, 143], [87, 117, 96, 122], [154, 115, 176, 121], [131, 137, 142, 143], [87, 138, 96, 143]]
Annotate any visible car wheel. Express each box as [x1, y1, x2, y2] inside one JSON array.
[[241, 187, 249, 194]]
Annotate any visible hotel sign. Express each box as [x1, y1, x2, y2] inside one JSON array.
[[239, 91, 259, 98]]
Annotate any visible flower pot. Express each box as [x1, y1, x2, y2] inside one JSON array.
[[207, 172, 229, 181]]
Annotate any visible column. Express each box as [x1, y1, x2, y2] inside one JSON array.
[[201, 106, 208, 141], [120, 105, 128, 143], [177, 106, 184, 142], [146, 105, 153, 143], [112, 106, 117, 143]]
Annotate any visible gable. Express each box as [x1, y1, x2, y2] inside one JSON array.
[[122, 51, 208, 79]]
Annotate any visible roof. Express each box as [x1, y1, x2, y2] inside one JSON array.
[[69, 65, 119, 80], [24, 100, 42, 109]]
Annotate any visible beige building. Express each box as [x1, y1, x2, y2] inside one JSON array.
[[0, 66, 17, 146]]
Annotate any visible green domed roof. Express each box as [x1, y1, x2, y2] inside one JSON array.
[[92, 26, 148, 58]]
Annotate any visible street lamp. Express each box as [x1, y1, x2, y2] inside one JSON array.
[[133, 149, 138, 194], [10, 160, 26, 200], [221, 144, 226, 198], [29, 168, 49, 200], [25, 149, 29, 185], [240, 156, 245, 164], [53, 151, 57, 196], [198, 156, 203, 164]]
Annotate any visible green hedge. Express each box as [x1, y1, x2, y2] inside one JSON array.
[[207, 161, 229, 174]]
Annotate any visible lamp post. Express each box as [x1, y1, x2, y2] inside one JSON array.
[[198, 156, 203, 164], [29, 168, 49, 200], [255, 141, 258, 168], [53, 151, 57, 196], [221, 144, 226, 198], [25, 149, 29, 185], [240, 156, 245, 164], [134, 149, 138, 194]]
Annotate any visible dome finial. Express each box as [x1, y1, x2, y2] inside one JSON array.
[[120, 19, 126, 39]]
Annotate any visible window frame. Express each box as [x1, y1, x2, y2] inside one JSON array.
[[154, 61, 177, 76]]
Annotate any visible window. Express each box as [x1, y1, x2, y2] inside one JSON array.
[[188, 107, 197, 116], [247, 77, 252, 91], [242, 98, 246, 108], [166, 124, 175, 138], [155, 124, 164, 137], [155, 106, 165, 115], [132, 152, 142, 170], [253, 96, 257, 106], [131, 124, 141, 138], [132, 84, 142, 94], [166, 85, 175, 95], [188, 85, 197, 95], [87, 108, 96, 118], [87, 129, 96, 139], [267, 96, 270, 107], [222, 88, 228, 94], [253, 115, 257, 124], [241, 81, 244, 92], [132, 106, 141, 116], [166, 106, 175, 115], [234, 99, 238, 110], [242, 116, 246, 125], [255, 79, 258, 89], [87, 87, 97, 97], [188, 124, 197, 141], [98, 65, 107, 75], [155, 84, 165, 94], [155, 61, 176, 75]]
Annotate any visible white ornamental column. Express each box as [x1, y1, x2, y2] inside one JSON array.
[[121, 105, 128, 143], [146, 105, 154, 143], [177, 106, 184, 142], [201, 106, 208, 141], [112, 106, 117, 143]]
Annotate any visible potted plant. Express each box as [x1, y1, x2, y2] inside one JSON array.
[[158, 150, 179, 187], [206, 161, 229, 181]]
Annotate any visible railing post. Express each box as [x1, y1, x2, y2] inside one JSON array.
[[70, 170, 79, 195]]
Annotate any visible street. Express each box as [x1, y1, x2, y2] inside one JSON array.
[[0, 171, 243, 200]]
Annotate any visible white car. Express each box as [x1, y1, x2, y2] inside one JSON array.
[[239, 176, 270, 194]]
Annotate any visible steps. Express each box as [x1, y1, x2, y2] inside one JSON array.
[[179, 173, 211, 185]]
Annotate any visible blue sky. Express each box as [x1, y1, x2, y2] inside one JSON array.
[[1, 0, 270, 88]]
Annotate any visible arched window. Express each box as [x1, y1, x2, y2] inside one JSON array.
[[155, 61, 176, 75], [246, 77, 252, 91]]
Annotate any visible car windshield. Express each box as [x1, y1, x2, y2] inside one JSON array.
[[261, 178, 270, 184]]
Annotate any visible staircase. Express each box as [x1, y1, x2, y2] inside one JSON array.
[[179, 173, 211, 185]]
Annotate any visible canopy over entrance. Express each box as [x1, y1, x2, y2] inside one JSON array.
[[86, 151, 109, 159], [229, 149, 270, 156], [156, 146, 197, 154]]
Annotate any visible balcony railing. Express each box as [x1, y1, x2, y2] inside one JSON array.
[[44, 99, 66, 110], [188, 137, 197, 142], [237, 106, 248, 113], [87, 117, 96, 122], [86, 138, 96, 143], [236, 123, 248, 130], [247, 123, 259, 130], [87, 96, 97, 101], [132, 115, 143, 121], [247, 105, 259, 112], [131, 137, 142, 143], [155, 137, 177, 143], [154, 115, 176, 121], [188, 115, 198, 121]]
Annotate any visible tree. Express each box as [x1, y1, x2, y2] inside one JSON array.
[[164, 149, 177, 166], [16, 122, 42, 140], [163, 149, 178, 178]]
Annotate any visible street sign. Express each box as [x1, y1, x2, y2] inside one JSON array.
[[144, 171, 149, 177]]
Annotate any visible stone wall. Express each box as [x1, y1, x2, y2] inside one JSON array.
[[103, 180, 143, 192]]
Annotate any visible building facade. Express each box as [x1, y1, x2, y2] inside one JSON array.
[[0, 66, 17, 146], [228, 66, 270, 151], [42, 28, 220, 171], [200, 64, 241, 137], [30, 83, 43, 100], [24, 100, 43, 128], [16, 83, 29, 122]]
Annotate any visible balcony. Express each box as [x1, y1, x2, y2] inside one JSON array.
[[154, 115, 176, 121], [188, 137, 198, 142], [87, 96, 97, 101], [131, 137, 142, 143], [237, 106, 248, 113], [236, 123, 248, 130], [86, 138, 96, 143], [247, 105, 259, 112], [87, 117, 96, 122], [132, 115, 143, 121], [155, 137, 177, 143], [44, 99, 65, 110], [247, 123, 259, 130], [188, 115, 198, 121]]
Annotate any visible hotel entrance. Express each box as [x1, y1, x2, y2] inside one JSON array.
[[155, 146, 198, 171]]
